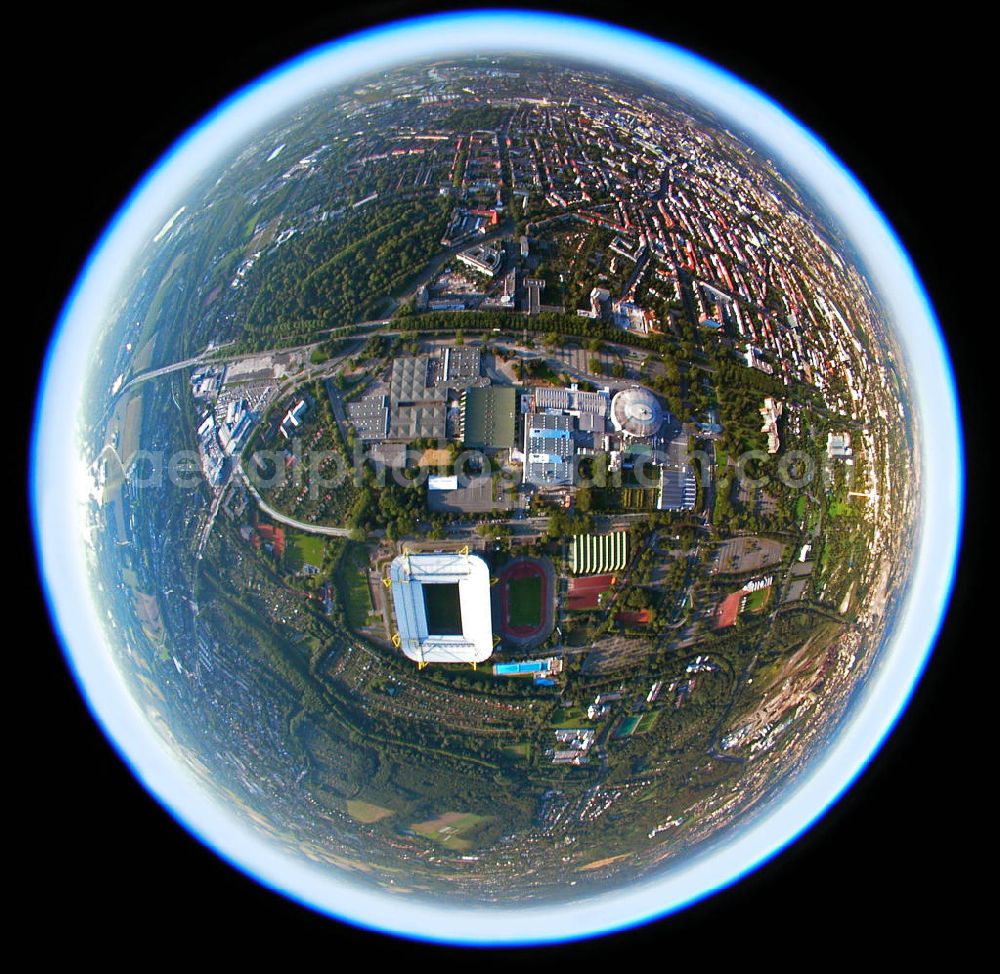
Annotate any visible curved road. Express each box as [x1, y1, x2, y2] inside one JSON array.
[[236, 461, 355, 538]]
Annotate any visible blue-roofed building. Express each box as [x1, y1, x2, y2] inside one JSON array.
[[523, 412, 575, 486]]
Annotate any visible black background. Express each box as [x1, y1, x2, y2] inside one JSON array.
[[22, 2, 977, 961]]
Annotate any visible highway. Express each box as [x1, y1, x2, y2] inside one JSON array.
[[192, 341, 363, 556], [103, 318, 395, 430]]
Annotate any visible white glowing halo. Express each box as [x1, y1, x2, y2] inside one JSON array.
[[31, 10, 963, 945]]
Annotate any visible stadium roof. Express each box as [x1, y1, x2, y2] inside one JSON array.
[[533, 385, 608, 415], [389, 552, 494, 664]]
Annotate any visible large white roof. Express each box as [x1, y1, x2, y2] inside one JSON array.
[[610, 386, 664, 439], [389, 552, 494, 663]]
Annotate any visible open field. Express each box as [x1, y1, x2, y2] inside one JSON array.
[[501, 742, 531, 760], [550, 706, 594, 730], [411, 811, 490, 850], [347, 800, 394, 823], [636, 710, 660, 733], [116, 394, 144, 471], [340, 542, 374, 629], [287, 532, 326, 570], [745, 586, 772, 613], [577, 853, 632, 872], [417, 447, 452, 467], [134, 592, 165, 644]]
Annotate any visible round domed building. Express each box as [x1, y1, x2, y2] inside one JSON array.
[[610, 386, 665, 440]]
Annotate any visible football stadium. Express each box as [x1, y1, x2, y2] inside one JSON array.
[[389, 551, 494, 665]]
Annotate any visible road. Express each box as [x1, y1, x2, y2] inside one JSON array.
[[191, 341, 363, 555], [235, 461, 355, 538]]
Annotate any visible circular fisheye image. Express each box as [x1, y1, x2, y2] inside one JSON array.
[[31, 9, 962, 946]]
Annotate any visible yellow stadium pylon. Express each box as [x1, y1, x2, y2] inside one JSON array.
[[471, 661, 477, 671], [418, 658, 427, 670]]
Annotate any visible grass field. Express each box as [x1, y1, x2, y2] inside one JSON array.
[[423, 582, 463, 634], [507, 575, 542, 628], [411, 811, 490, 851], [636, 710, 660, 734], [118, 394, 144, 470], [828, 497, 852, 518], [287, 532, 326, 571], [745, 586, 772, 613], [501, 742, 531, 760], [346, 800, 394, 823], [340, 542, 374, 629], [551, 706, 594, 730]]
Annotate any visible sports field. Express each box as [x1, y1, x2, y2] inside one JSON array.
[[715, 591, 743, 628], [507, 575, 542, 628], [566, 573, 615, 610], [745, 586, 772, 613], [496, 557, 553, 646], [288, 532, 325, 569], [340, 542, 374, 629], [636, 710, 660, 733], [423, 582, 463, 634]]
